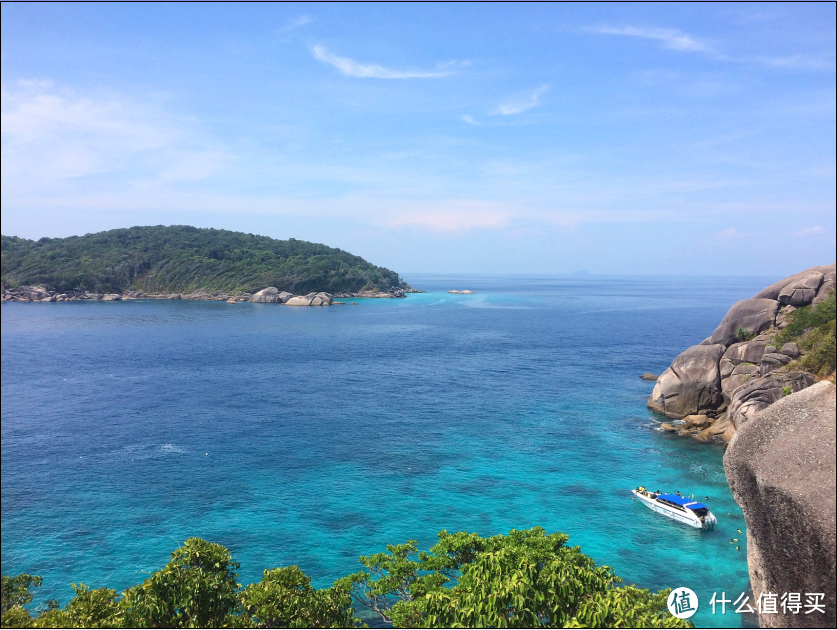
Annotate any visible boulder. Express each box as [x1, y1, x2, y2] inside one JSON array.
[[721, 340, 767, 366], [694, 416, 736, 443], [683, 414, 712, 429], [102, 294, 121, 301], [728, 371, 816, 430], [250, 287, 280, 303], [284, 295, 312, 306], [724, 382, 836, 628], [779, 342, 800, 359], [277, 291, 294, 304], [722, 364, 761, 400], [709, 299, 780, 347], [309, 292, 333, 306], [647, 344, 726, 418], [813, 281, 836, 305], [639, 373, 659, 380], [760, 352, 792, 374], [777, 272, 824, 307], [284, 292, 332, 306], [774, 305, 796, 329], [752, 264, 835, 301]]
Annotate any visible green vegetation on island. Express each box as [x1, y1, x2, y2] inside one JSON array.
[[773, 289, 836, 377], [1, 528, 690, 628], [1, 226, 405, 295]]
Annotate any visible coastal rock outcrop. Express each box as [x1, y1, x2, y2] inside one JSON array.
[[724, 381, 836, 628], [285, 292, 333, 306], [709, 298, 780, 346], [250, 287, 280, 303], [647, 263, 835, 443], [647, 344, 725, 418], [727, 371, 816, 429]]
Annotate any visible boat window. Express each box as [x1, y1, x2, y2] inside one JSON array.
[[692, 507, 709, 517], [656, 498, 686, 511]]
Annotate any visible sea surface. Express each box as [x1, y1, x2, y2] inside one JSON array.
[[1, 274, 771, 627]]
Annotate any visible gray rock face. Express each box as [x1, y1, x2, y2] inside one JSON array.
[[722, 363, 760, 401], [760, 352, 792, 374], [813, 280, 836, 305], [285, 292, 333, 306], [753, 264, 835, 301], [277, 291, 293, 304], [780, 342, 800, 359], [728, 371, 816, 429], [639, 373, 659, 380], [709, 299, 780, 346], [722, 340, 767, 366], [724, 382, 836, 628], [647, 344, 725, 418], [250, 287, 280, 303]]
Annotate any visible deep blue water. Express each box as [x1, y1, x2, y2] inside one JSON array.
[[2, 275, 770, 627]]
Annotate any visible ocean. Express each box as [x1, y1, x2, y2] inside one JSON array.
[[1, 274, 770, 627]]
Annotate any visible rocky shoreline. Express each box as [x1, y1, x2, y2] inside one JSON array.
[[647, 263, 835, 444], [1, 284, 425, 306]]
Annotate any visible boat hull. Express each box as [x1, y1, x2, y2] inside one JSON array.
[[632, 490, 716, 529]]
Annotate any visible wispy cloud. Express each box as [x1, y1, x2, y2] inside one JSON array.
[[461, 115, 480, 125], [1, 81, 225, 185], [492, 85, 549, 116], [790, 226, 824, 237], [280, 15, 313, 33], [312, 46, 452, 79], [586, 25, 711, 53]]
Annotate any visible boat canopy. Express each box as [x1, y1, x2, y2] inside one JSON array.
[[657, 494, 708, 510]]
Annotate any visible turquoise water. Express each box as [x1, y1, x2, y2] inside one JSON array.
[[1, 275, 767, 627]]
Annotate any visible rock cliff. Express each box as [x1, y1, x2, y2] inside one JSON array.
[[724, 381, 836, 628], [648, 263, 835, 442]]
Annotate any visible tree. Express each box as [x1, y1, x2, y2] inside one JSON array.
[[2, 530, 693, 628], [238, 565, 356, 628], [120, 537, 241, 628], [345, 527, 692, 628], [1, 574, 42, 613]]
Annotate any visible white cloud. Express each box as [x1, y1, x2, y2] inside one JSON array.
[[587, 25, 711, 53], [311, 45, 452, 79], [280, 15, 312, 32], [492, 85, 548, 116], [461, 114, 480, 125], [790, 226, 824, 237], [1, 81, 226, 186]]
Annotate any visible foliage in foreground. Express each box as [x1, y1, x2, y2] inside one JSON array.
[[1, 226, 405, 294], [2, 529, 691, 629], [774, 289, 836, 376]]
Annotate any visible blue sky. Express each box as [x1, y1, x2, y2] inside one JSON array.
[[2, 3, 835, 275]]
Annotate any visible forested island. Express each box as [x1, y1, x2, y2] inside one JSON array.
[[0, 226, 406, 295]]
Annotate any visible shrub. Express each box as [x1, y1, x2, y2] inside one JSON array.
[[735, 326, 754, 342]]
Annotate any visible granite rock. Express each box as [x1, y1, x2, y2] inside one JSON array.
[[709, 299, 780, 347], [727, 371, 816, 430], [647, 344, 726, 418], [724, 382, 836, 628]]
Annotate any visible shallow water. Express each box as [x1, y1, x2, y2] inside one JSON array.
[[1, 274, 769, 627]]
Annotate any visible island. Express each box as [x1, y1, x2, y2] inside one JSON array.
[[1, 225, 420, 304]]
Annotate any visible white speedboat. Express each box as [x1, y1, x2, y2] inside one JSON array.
[[632, 487, 717, 529]]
